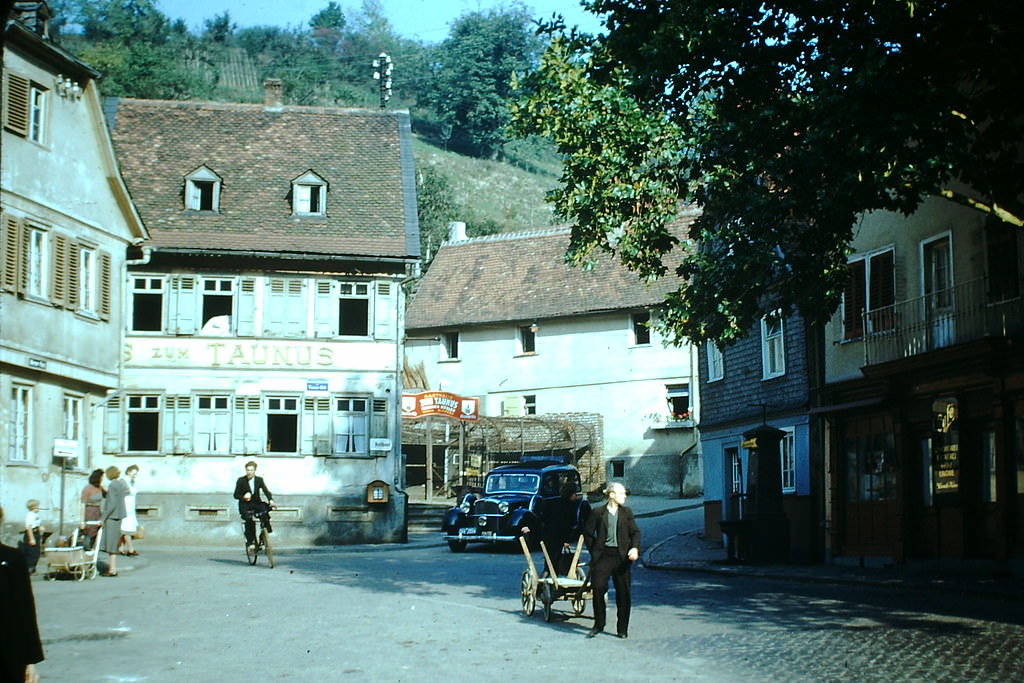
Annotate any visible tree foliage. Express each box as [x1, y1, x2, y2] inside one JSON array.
[[511, 1, 1024, 345], [423, 3, 544, 158]]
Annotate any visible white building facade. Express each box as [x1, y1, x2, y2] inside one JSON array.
[[105, 95, 419, 544], [1, 4, 147, 537], [405, 226, 701, 497]]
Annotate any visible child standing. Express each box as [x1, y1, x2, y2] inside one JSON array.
[[21, 499, 46, 575]]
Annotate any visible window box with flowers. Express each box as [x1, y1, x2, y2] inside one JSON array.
[[647, 411, 694, 429]]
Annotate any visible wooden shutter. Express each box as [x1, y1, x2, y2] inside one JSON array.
[[232, 397, 262, 454], [843, 260, 866, 340], [301, 397, 331, 455], [98, 251, 111, 320], [236, 277, 256, 336], [170, 276, 197, 334], [868, 250, 894, 331], [102, 396, 123, 454], [1, 212, 20, 292], [3, 72, 30, 136], [66, 242, 80, 310], [370, 398, 389, 456], [312, 280, 337, 338], [373, 281, 395, 340], [51, 234, 69, 307]]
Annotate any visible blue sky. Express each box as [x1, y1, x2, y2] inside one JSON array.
[[155, 1, 605, 43]]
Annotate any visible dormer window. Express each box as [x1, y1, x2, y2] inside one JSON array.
[[292, 171, 327, 216], [185, 166, 222, 212]]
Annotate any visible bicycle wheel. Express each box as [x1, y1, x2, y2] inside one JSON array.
[[245, 538, 257, 565], [261, 528, 274, 568]]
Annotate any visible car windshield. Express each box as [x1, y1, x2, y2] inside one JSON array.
[[484, 473, 540, 495]]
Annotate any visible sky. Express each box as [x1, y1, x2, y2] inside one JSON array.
[[155, 0, 606, 43]]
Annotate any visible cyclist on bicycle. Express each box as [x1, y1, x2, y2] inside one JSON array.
[[234, 461, 275, 553]]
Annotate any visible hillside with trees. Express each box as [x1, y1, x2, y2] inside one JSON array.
[[46, 0, 561, 260]]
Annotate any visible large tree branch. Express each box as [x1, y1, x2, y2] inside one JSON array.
[[938, 189, 1023, 228]]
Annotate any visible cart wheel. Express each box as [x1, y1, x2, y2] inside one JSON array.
[[85, 564, 98, 581], [262, 529, 274, 569], [571, 567, 587, 616], [74, 565, 86, 582], [541, 582, 553, 622], [520, 569, 536, 616]]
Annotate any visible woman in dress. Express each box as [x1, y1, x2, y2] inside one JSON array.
[[101, 466, 129, 577], [119, 464, 140, 556], [79, 469, 105, 551]]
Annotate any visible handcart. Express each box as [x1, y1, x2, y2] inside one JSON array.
[[519, 534, 592, 622], [44, 522, 102, 581]]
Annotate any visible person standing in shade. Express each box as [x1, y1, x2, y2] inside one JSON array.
[[234, 461, 275, 553], [101, 466, 130, 577], [1, 505, 44, 683], [583, 481, 641, 639], [119, 465, 140, 556]]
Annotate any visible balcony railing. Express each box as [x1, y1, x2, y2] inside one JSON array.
[[861, 277, 1024, 366]]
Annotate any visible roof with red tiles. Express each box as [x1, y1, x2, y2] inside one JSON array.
[[105, 98, 419, 260], [405, 214, 696, 329]]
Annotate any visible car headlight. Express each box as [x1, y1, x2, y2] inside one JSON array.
[[477, 516, 488, 528], [498, 501, 510, 514], [459, 501, 471, 514]]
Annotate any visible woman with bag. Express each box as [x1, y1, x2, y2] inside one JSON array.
[[119, 465, 140, 556], [101, 466, 129, 576]]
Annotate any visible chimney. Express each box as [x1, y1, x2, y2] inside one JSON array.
[[448, 221, 467, 242], [263, 78, 283, 110]]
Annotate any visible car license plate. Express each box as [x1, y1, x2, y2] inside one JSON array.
[[459, 528, 477, 536]]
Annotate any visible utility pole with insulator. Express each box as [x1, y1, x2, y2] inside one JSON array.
[[373, 53, 393, 109]]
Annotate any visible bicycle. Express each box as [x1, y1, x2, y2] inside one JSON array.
[[242, 506, 274, 568]]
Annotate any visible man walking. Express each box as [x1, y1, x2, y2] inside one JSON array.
[[583, 481, 640, 639]]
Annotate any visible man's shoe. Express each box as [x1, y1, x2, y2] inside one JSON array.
[[616, 632, 628, 639], [586, 628, 602, 638], [247, 544, 256, 553]]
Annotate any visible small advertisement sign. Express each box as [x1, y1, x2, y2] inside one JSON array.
[[401, 391, 479, 421]]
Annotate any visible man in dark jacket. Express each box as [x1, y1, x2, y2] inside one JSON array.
[[583, 481, 641, 639], [234, 461, 275, 551], [1, 505, 44, 683]]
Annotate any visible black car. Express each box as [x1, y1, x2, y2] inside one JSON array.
[[442, 459, 589, 552]]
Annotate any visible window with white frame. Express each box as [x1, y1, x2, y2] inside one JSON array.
[[200, 277, 234, 334], [131, 276, 164, 332], [665, 384, 690, 421], [10, 385, 31, 462], [843, 248, 895, 340], [760, 312, 785, 379], [441, 331, 460, 360], [524, 394, 537, 415], [127, 395, 161, 452], [334, 397, 368, 454], [29, 84, 46, 143], [292, 171, 327, 215], [338, 282, 369, 336], [706, 341, 724, 382], [79, 245, 97, 314], [517, 324, 536, 354], [27, 226, 47, 298], [63, 394, 82, 442], [266, 396, 299, 453], [727, 447, 742, 495], [185, 166, 222, 211], [780, 427, 796, 494], [631, 311, 651, 345], [195, 395, 230, 453]]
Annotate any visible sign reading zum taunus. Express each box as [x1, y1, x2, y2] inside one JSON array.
[[401, 391, 479, 421], [124, 339, 391, 368]]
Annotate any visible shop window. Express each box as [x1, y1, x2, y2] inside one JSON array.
[[982, 429, 997, 503], [127, 395, 161, 452], [920, 437, 934, 507], [845, 430, 897, 503], [266, 396, 299, 453]]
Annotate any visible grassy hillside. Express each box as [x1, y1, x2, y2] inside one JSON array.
[[412, 136, 564, 237]]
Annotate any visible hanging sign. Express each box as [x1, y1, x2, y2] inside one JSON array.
[[401, 391, 479, 421]]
